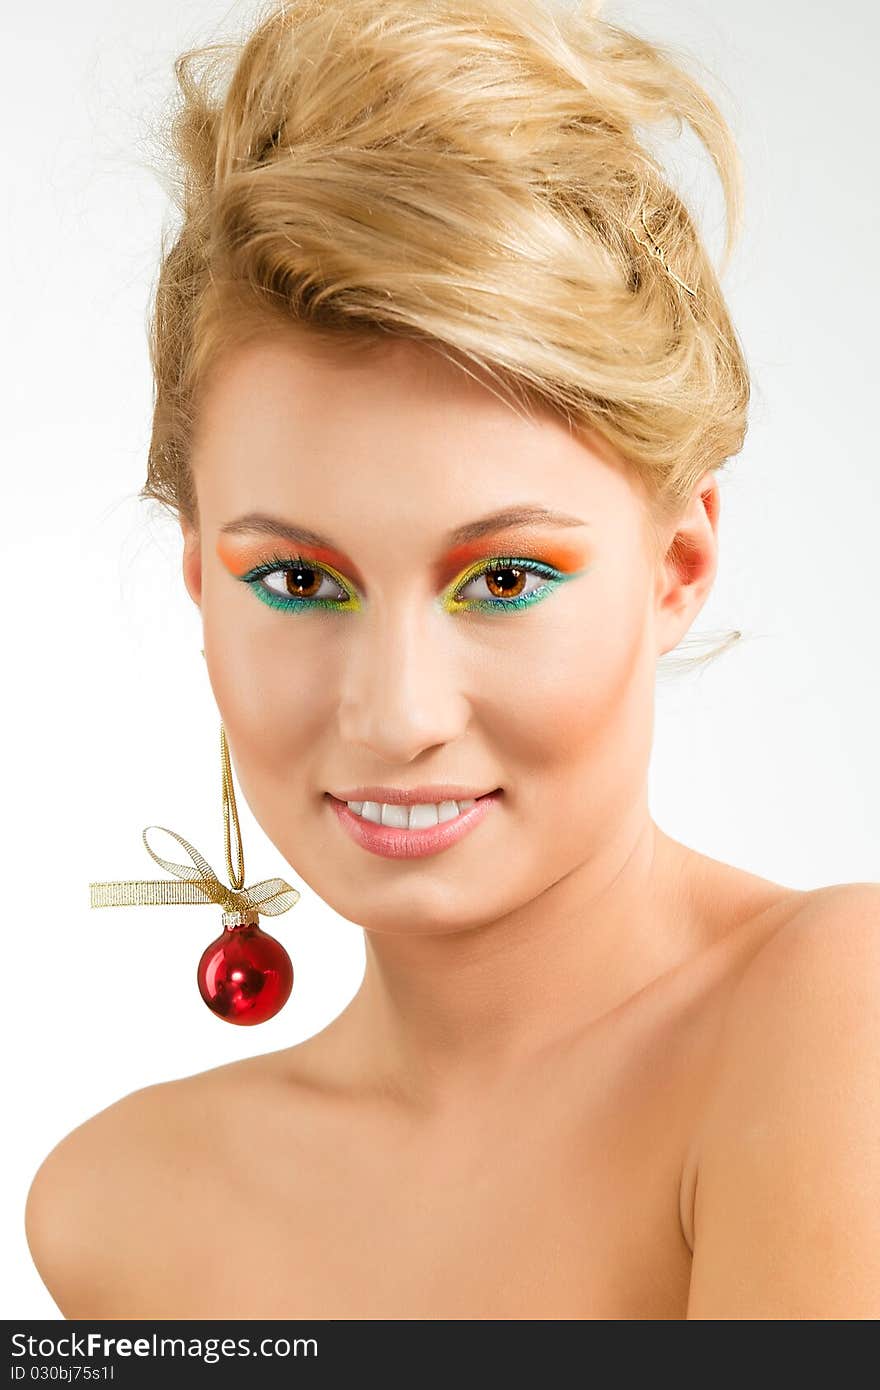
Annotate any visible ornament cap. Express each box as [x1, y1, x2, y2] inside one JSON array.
[[221, 907, 261, 928]]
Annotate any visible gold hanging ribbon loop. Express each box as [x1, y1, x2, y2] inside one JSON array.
[[220, 725, 245, 891], [88, 722, 300, 930]]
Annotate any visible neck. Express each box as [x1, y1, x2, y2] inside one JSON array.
[[325, 801, 700, 1110]]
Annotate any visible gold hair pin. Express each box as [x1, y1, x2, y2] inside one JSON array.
[[627, 207, 697, 298]]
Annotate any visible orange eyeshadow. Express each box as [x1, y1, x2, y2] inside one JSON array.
[[217, 528, 592, 591], [216, 534, 366, 588], [434, 531, 592, 587]]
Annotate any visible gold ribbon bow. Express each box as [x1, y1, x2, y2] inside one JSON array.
[[89, 725, 300, 929]]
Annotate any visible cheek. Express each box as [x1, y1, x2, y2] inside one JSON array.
[[485, 583, 655, 873], [201, 602, 335, 780], [490, 575, 654, 768]]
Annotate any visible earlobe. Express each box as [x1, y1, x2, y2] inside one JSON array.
[[181, 525, 203, 608]]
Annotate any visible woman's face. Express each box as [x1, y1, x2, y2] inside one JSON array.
[[183, 329, 678, 934]]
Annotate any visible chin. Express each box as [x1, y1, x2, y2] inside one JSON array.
[[336, 885, 507, 937]]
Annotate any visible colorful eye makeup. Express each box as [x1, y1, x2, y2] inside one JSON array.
[[216, 532, 592, 616], [232, 551, 362, 612], [437, 553, 589, 613]]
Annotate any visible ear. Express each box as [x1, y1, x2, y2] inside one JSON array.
[[654, 471, 720, 658], [180, 519, 203, 609]]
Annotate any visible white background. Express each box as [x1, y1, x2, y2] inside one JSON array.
[[2, 0, 877, 1318]]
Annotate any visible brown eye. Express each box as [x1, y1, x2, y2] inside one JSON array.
[[451, 558, 560, 608], [483, 566, 528, 600], [284, 565, 322, 599], [260, 563, 350, 604]]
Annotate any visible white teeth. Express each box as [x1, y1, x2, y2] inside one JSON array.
[[345, 796, 480, 828], [408, 802, 440, 829]]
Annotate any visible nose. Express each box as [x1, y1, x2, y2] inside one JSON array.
[[336, 601, 468, 763]]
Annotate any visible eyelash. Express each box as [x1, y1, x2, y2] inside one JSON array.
[[237, 552, 570, 614]]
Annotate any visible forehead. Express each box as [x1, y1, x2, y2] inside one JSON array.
[[189, 328, 641, 538], [193, 325, 547, 442]]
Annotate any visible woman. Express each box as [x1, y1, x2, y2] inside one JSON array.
[[25, 0, 880, 1319]]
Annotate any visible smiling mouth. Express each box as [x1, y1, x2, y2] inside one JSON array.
[[325, 788, 503, 859], [327, 789, 500, 830]]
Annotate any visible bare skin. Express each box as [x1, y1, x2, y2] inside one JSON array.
[[25, 331, 880, 1318], [26, 856, 812, 1320]]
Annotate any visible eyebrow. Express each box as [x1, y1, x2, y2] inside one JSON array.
[[219, 504, 589, 550]]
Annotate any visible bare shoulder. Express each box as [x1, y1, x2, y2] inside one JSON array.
[[705, 880, 880, 1055], [24, 1059, 257, 1319], [684, 881, 880, 1318]]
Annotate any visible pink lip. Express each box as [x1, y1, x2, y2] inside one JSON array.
[[328, 784, 497, 805], [326, 790, 501, 859]]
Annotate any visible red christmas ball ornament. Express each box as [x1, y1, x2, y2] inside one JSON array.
[[197, 917, 293, 1025], [88, 724, 302, 1032]]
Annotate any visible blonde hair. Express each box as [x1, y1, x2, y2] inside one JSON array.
[[143, 0, 748, 667]]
